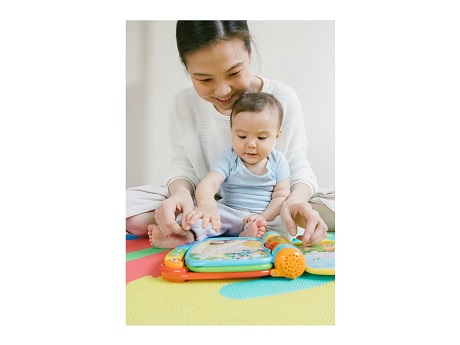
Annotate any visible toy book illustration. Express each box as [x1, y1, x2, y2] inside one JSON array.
[[185, 238, 273, 272], [160, 231, 335, 282], [294, 233, 335, 275]]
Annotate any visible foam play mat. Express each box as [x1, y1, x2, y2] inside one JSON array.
[[126, 232, 335, 325]]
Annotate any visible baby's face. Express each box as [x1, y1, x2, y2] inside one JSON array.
[[230, 108, 281, 166]]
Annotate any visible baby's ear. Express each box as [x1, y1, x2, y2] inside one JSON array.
[[276, 129, 282, 139]]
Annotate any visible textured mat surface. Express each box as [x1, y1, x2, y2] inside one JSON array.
[[126, 234, 335, 325]]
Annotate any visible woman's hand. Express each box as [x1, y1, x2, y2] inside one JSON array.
[[154, 189, 194, 236], [280, 201, 328, 247]]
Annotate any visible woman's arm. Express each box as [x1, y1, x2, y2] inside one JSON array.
[[270, 82, 319, 195], [166, 90, 202, 191], [168, 178, 194, 196], [285, 182, 312, 205]]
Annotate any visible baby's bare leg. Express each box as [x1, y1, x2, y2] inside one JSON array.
[[126, 211, 156, 237], [148, 224, 194, 249], [126, 210, 194, 248]]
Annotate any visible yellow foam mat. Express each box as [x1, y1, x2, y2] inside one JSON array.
[[126, 276, 335, 325]]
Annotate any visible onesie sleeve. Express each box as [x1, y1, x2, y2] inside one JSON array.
[[272, 151, 291, 183], [210, 148, 236, 180]]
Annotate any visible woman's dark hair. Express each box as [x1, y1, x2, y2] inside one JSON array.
[[176, 21, 253, 66], [230, 92, 284, 129]]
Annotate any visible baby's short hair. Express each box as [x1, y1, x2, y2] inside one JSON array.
[[230, 92, 284, 129]]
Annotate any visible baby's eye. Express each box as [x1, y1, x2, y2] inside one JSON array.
[[258, 137, 267, 140], [238, 136, 246, 139]]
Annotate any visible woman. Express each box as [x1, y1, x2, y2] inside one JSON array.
[[126, 21, 328, 248]]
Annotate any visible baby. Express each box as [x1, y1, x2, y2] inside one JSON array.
[[185, 92, 290, 240]]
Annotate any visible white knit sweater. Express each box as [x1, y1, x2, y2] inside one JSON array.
[[166, 77, 318, 196]]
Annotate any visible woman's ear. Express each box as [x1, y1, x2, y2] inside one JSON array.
[[275, 129, 282, 140]]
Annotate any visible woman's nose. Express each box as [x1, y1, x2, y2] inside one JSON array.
[[214, 82, 231, 98]]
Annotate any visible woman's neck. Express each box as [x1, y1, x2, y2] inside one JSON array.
[[250, 75, 263, 92]]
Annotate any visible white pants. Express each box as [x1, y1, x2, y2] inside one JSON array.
[[189, 201, 291, 241]]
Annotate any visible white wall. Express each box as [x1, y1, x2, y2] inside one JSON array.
[[126, 20, 334, 190]]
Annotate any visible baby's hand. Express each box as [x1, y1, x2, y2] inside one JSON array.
[[186, 204, 221, 233]]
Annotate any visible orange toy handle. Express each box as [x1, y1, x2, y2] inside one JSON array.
[[263, 231, 306, 279], [263, 231, 290, 250]]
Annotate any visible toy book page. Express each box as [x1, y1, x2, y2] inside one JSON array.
[[186, 237, 272, 267], [299, 239, 335, 275]]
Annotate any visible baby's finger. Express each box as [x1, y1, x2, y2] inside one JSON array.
[[201, 214, 210, 229], [211, 217, 221, 233], [246, 216, 256, 224]]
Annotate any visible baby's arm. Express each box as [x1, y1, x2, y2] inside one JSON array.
[[259, 177, 291, 222], [185, 170, 224, 232]]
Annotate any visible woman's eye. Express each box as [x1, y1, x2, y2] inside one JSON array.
[[229, 71, 241, 77], [199, 79, 211, 83]]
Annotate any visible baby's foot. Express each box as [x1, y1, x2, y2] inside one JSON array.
[[147, 224, 194, 249], [240, 219, 267, 238]]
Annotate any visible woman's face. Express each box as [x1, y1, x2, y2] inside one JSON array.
[[185, 39, 253, 115]]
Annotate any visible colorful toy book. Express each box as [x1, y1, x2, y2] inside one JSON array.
[[160, 231, 335, 282]]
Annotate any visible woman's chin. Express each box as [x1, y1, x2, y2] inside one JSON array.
[[213, 102, 234, 115]]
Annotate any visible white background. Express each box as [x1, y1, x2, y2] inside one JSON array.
[[1, 0, 459, 344]]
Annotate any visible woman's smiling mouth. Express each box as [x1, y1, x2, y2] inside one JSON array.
[[213, 95, 233, 104]]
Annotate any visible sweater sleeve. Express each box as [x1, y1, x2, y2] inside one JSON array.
[[165, 91, 200, 193], [267, 80, 319, 196], [285, 87, 318, 195]]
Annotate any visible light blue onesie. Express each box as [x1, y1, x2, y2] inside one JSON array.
[[191, 148, 290, 240]]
